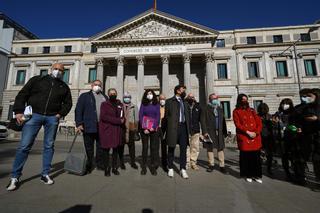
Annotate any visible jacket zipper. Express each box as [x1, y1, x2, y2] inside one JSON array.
[[44, 81, 54, 115]]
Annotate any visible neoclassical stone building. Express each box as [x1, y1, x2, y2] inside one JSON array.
[[2, 10, 320, 131]]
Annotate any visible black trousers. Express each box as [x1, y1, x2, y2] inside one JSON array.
[[240, 150, 262, 178], [141, 131, 159, 169], [83, 132, 103, 169], [159, 129, 168, 169], [168, 123, 188, 170], [102, 148, 118, 169], [118, 131, 136, 164], [262, 136, 274, 171], [311, 131, 320, 180]]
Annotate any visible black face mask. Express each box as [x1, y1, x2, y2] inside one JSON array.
[[240, 101, 249, 108], [187, 98, 194, 105], [180, 92, 186, 99], [109, 95, 117, 101]]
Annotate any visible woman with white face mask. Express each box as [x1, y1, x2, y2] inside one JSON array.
[[273, 98, 298, 181], [139, 89, 160, 176]]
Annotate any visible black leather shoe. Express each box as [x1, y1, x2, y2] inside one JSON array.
[[112, 168, 120, 175], [120, 162, 126, 170], [220, 167, 228, 174], [141, 168, 147, 175], [104, 167, 111, 177], [206, 166, 214, 173], [131, 162, 138, 169], [151, 168, 157, 176]]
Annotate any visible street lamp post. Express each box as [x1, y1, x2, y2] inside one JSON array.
[[278, 24, 319, 92], [293, 44, 302, 91]]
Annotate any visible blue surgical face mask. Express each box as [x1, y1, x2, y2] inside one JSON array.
[[211, 99, 220, 106], [123, 97, 131, 104]]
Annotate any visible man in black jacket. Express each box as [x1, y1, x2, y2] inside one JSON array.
[[185, 93, 203, 170], [7, 63, 72, 191], [75, 80, 107, 174]]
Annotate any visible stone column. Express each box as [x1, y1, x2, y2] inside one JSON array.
[[161, 55, 170, 97], [116, 56, 125, 101], [96, 58, 104, 82], [205, 52, 215, 97], [30, 61, 36, 78], [136, 56, 145, 103], [183, 53, 192, 93], [73, 60, 80, 89], [6, 61, 14, 90]]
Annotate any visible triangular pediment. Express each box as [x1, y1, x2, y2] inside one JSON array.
[[91, 9, 218, 41]]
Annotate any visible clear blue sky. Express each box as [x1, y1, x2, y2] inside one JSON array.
[[1, 0, 319, 39]]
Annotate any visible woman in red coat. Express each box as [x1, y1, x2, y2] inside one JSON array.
[[233, 94, 263, 183], [99, 88, 125, 176]]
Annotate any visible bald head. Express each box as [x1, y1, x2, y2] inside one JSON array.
[[159, 94, 166, 101], [187, 93, 194, 99], [51, 63, 65, 73]]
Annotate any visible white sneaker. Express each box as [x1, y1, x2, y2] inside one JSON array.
[[41, 175, 54, 185], [254, 178, 263, 184], [168, 169, 174, 178], [180, 169, 189, 179], [6, 178, 19, 191], [246, 178, 253, 183]]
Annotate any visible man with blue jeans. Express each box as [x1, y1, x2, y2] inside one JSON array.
[[7, 63, 72, 191]]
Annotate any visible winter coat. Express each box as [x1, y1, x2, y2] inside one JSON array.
[[233, 107, 263, 151], [99, 100, 124, 149]]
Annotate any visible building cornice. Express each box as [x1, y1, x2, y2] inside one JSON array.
[[8, 52, 84, 58], [233, 40, 320, 50], [227, 24, 320, 33], [12, 38, 88, 44], [93, 35, 216, 47]]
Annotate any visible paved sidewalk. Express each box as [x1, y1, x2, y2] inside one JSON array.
[[0, 135, 319, 213]]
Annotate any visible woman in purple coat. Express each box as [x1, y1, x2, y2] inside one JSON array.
[[139, 89, 160, 176], [99, 88, 125, 176]]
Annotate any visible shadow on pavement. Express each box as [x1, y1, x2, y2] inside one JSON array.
[[59, 205, 92, 213], [142, 208, 154, 213], [19, 161, 66, 186]]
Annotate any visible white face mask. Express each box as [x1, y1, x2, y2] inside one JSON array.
[[160, 100, 165, 106], [305, 97, 315, 104], [92, 85, 102, 93], [147, 94, 153, 100], [301, 97, 308, 103], [282, 104, 290, 111], [51, 69, 63, 79]]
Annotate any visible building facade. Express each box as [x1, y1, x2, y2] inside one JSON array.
[[2, 10, 320, 132], [0, 13, 37, 113]]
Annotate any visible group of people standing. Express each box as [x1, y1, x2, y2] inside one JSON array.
[[5, 63, 320, 191], [75, 82, 229, 180], [256, 88, 320, 185]]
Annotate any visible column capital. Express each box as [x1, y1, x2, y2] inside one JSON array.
[[96, 58, 104, 66], [205, 52, 214, 63], [116, 56, 125, 66], [161, 54, 170, 64], [136, 55, 145, 65], [183, 53, 192, 63]]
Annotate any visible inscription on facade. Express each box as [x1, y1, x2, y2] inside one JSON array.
[[119, 45, 187, 56]]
